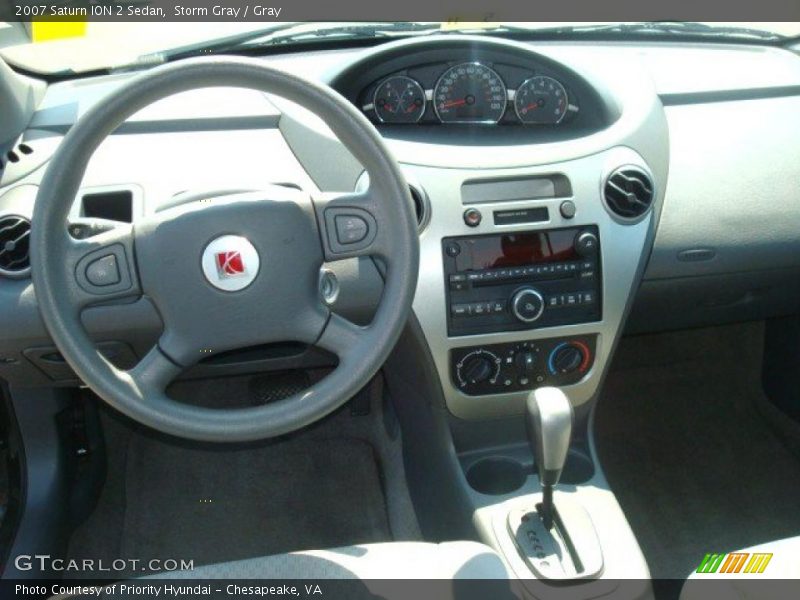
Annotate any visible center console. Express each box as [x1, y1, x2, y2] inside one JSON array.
[[359, 36, 668, 592]]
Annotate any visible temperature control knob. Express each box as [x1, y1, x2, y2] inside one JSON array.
[[511, 288, 545, 323], [548, 342, 590, 375]]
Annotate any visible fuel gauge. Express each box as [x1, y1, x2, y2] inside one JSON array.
[[373, 76, 426, 123]]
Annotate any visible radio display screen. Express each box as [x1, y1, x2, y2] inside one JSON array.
[[454, 230, 578, 270]]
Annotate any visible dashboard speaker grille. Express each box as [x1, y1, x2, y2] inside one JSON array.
[[603, 167, 654, 219], [0, 215, 31, 277]]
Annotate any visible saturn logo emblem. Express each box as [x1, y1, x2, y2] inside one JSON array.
[[201, 235, 260, 291]]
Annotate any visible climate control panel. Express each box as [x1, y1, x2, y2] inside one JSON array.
[[451, 335, 596, 396]]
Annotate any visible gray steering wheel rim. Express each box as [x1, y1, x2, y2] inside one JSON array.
[[30, 56, 419, 442]]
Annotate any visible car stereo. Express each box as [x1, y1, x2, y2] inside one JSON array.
[[443, 226, 602, 336]]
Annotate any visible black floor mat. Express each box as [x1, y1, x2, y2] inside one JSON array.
[[121, 435, 391, 567], [595, 322, 800, 580]]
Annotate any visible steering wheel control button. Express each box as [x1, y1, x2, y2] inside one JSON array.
[[322, 206, 378, 256], [335, 215, 369, 245], [463, 208, 482, 227], [201, 235, 260, 292], [85, 254, 120, 287], [559, 200, 577, 219], [512, 288, 545, 323], [75, 243, 133, 296]]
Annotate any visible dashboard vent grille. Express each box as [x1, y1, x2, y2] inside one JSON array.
[[0, 143, 34, 173], [603, 167, 654, 219], [0, 215, 31, 277]]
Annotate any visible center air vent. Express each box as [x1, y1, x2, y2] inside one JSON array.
[[603, 167, 654, 220], [0, 215, 31, 277]]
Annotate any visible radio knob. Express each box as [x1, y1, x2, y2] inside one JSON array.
[[574, 231, 599, 257], [511, 288, 545, 323]]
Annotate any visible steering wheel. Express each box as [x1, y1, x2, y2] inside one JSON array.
[[30, 57, 419, 442]]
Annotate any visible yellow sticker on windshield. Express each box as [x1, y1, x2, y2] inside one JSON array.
[[31, 20, 88, 42]]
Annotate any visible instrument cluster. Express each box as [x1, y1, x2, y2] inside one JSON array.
[[361, 61, 578, 126]]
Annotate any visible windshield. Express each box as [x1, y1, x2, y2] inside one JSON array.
[[1, 21, 799, 75]]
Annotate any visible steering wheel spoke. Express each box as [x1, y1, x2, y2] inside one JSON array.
[[65, 224, 141, 310], [315, 189, 394, 261], [128, 344, 183, 396], [316, 312, 366, 358]]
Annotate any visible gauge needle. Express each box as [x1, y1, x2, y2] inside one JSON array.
[[440, 98, 467, 109], [522, 104, 539, 111], [405, 104, 419, 113]]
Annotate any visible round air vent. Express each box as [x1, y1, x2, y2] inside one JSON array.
[[408, 183, 431, 231], [603, 166, 654, 220], [354, 171, 430, 232], [0, 214, 31, 278]]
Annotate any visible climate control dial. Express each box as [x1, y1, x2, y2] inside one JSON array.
[[455, 349, 501, 387], [548, 341, 591, 375]]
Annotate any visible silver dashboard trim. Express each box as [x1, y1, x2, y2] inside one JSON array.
[[405, 146, 665, 420]]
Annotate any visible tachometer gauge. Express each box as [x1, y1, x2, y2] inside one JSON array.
[[433, 63, 507, 124], [514, 76, 569, 125], [373, 76, 426, 123]]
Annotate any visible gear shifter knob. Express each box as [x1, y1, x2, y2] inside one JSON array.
[[526, 387, 573, 528]]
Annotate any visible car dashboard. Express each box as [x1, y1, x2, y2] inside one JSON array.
[[1, 35, 800, 421]]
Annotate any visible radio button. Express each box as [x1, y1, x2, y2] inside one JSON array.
[[451, 304, 470, 317], [445, 242, 461, 257], [491, 301, 505, 313], [449, 274, 468, 291]]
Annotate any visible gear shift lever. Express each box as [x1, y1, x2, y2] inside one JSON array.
[[526, 387, 573, 529]]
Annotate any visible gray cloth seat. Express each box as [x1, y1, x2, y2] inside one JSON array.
[[151, 541, 512, 580], [52, 542, 513, 599]]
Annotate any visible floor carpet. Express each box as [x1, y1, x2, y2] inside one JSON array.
[[595, 321, 800, 580]]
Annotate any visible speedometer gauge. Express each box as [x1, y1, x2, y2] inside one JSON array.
[[514, 76, 569, 125], [373, 76, 426, 123], [433, 63, 507, 124]]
